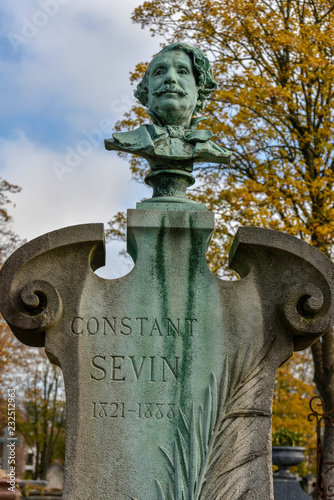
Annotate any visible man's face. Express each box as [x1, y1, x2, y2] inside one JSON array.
[[147, 50, 199, 127]]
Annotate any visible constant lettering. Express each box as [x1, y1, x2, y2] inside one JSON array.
[[72, 316, 197, 337]]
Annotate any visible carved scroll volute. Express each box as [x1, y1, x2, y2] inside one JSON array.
[[229, 227, 334, 351], [6, 279, 62, 347], [0, 223, 105, 347]]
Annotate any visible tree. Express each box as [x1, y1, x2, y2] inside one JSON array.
[[0, 175, 22, 388], [272, 351, 317, 475], [16, 350, 66, 480], [0, 319, 24, 429], [0, 178, 21, 265], [107, 0, 334, 485], [0, 178, 22, 428]]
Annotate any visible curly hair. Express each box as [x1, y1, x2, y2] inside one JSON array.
[[134, 42, 217, 115]]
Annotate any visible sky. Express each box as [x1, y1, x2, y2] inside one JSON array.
[[0, 0, 161, 278]]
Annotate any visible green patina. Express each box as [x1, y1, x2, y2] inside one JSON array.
[[155, 218, 168, 320], [179, 217, 203, 407]]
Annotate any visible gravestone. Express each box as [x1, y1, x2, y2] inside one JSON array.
[[46, 463, 64, 490], [1, 43, 334, 499], [300, 474, 317, 496]]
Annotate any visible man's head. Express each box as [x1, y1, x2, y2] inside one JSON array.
[[135, 43, 217, 127]]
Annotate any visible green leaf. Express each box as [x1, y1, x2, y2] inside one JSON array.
[[155, 372, 219, 500], [155, 480, 166, 500], [189, 403, 197, 499], [174, 441, 182, 500], [160, 446, 175, 472], [176, 428, 189, 481]]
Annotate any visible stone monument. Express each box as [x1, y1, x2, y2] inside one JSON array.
[[1, 43, 334, 500]]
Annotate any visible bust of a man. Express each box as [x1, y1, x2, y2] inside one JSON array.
[[105, 43, 231, 170]]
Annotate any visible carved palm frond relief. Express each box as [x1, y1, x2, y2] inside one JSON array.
[[154, 341, 274, 500]]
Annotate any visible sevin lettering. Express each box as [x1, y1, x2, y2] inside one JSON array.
[[90, 355, 179, 382], [72, 316, 197, 337]]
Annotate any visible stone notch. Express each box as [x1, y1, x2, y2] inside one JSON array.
[[229, 227, 334, 351], [0, 223, 105, 347]]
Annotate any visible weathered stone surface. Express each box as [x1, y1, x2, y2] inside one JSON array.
[[0, 208, 333, 499], [229, 227, 334, 351]]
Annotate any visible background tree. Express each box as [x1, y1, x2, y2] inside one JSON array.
[[107, 0, 334, 483], [0, 178, 21, 429], [0, 319, 23, 429], [0, 177, 66, 480], [16, 350, 66, 480], [0, 178, 21, 265]]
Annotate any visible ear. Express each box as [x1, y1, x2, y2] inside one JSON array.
[[195, 91, 204, 112]]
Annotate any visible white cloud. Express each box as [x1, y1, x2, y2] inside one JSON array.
[[0, 0, 162, 276], [0, 131, 150, 277], [2, 0, 158, 121]]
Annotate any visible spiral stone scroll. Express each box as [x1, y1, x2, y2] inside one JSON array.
[[2, 278, 63, 347], [229, 226, 334, 350], [283, 283, 332, 336], [0, 223, 105, 347], [7, 280, 62, 347]]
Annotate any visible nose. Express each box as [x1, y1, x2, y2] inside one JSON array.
[[164, 67, 177, 84]]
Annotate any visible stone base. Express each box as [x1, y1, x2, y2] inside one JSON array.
[[274, 478, 311, 499]]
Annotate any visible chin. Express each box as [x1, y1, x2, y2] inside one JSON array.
[[155, 106, 193, 126]]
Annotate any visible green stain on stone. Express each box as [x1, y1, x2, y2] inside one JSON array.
[[178, 214, 204, 409], [155, 216, 168, 320]]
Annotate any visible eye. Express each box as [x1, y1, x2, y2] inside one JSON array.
[[178, 67, 189, 75], [153, 67, 165, 76]]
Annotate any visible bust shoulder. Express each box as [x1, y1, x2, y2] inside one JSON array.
[[104, 125, 155, 154]]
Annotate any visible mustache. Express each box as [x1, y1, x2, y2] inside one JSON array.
[[152, 84, 188, 97]]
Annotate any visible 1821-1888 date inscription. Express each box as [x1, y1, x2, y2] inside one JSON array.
[[92, 401, 176, 420]]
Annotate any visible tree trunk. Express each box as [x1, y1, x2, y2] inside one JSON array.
[[311, 331, 334, 495]]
